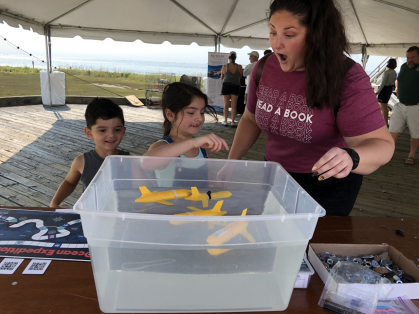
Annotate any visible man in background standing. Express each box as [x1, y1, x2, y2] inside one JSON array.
[[243, 51, 259, 104], [389, 46, 419, 165]]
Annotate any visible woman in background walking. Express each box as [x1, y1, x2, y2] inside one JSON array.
[[376, 58, 397, 127]]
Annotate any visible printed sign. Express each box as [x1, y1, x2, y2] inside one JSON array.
[[207, 52, 229, 110], [0, 209, 89, 261]]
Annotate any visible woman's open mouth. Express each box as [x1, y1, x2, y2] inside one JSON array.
[[279, 54, 288, 62]]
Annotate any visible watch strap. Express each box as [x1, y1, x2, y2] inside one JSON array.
[[341, 148, 360, 170]]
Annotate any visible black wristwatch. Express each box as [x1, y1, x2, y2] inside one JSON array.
[[342, 148, 360, 170]]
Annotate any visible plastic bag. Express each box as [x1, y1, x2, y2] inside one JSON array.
[[319, 261, 392, 313], [375, 297, 419, 314]]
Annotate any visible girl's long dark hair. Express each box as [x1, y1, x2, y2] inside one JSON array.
[[161, 82, 217, 136], [269, 0, 349, 110]]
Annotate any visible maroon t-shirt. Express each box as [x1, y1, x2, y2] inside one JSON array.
[[247, 54, 385, 173]]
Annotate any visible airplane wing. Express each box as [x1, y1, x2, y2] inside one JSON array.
[[240, 229, 256, 243], [187, 206, 201, 211], [190, 187, 200, 196], [157, 200, 173, 205]]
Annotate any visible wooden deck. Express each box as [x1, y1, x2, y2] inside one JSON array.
[[0, 104, 417, 217]]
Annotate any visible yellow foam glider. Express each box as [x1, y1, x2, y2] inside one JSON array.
[[206, 208, 255, 256], [185, 187, 232, 207], [170, 201, 226, 225], [135, 186, 190, 205]]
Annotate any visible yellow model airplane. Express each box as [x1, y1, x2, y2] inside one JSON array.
[[170, 201, 226, 225], [185, 187, 232, 207], [135, 186, 190, 205], [206, 209, 255, 256]]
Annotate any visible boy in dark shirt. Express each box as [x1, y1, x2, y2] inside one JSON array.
[[50, 98, 129, 208]]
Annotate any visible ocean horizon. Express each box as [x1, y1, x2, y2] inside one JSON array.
[[0, 54, 208, 77]]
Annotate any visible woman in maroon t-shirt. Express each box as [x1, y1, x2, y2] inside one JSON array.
[[225, 0, 395, 216]]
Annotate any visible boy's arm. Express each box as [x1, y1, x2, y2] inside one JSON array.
[[50, 155, 84, 208]]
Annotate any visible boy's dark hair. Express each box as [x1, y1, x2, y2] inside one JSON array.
[[264, 49, 272, 55], [161, 82, 217, 136], [85, 98, 125, 129], [387, 58, 397, 70]]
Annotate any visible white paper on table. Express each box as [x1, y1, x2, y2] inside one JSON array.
[[0, 258, 24, 274], [22, 259, 52, 275]]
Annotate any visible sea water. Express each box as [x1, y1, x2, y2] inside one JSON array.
[[0, 54, 207, 76]]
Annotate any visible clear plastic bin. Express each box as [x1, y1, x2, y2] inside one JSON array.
[[74, 156, 325, 313]]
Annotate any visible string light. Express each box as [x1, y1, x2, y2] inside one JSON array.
[[0, 34, 45, 63]]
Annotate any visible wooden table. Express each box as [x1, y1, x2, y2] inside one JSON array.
[[1, 207, 418, 314]]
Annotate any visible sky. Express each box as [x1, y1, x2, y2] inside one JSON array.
[[0, 22, 387, 70]]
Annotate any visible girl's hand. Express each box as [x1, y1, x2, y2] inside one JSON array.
[[311, 147, 353, 181], [193, 134, 229, 153]]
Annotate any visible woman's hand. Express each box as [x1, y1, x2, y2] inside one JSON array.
[[193, 134, 229, 153], [312, 147, 353, 180]]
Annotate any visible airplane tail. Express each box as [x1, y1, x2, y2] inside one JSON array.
[[190, 187, 200, 196], [139, 186, 151, 196], [241, 208, 248, 216], [211, 200, 224, 212]]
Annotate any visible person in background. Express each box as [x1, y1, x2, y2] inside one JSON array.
[[220, 51, 243, 127], [223, 0, 394, 216], [376, 58, 397, 127], [389, 46, 419, 165], [179, 74, 192, 85], [264, 49, 273, 55], [243, 51, 260, 105], [50, 98, 129, 207]]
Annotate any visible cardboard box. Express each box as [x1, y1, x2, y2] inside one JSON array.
[[308, 243, 419, 299]]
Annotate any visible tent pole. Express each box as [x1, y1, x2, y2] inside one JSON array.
[[217, 36, 221, 52], [48, 27, 52, 72], [361, 45, 369, 69], [44, 25, 52, 105], [214, 36, 217, 52]]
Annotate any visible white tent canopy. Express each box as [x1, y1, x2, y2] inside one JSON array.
[[1, 0, 418, 56]]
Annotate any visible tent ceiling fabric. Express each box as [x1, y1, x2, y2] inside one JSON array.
[[0, 0, 418, 55]]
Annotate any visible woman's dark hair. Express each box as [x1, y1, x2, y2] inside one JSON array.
[[387, 58, 397, 70], [229, 52, 237, 64], [269, 0, 349, 110], [161, 82, 217, 136], [85, 98, 125, 129]]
